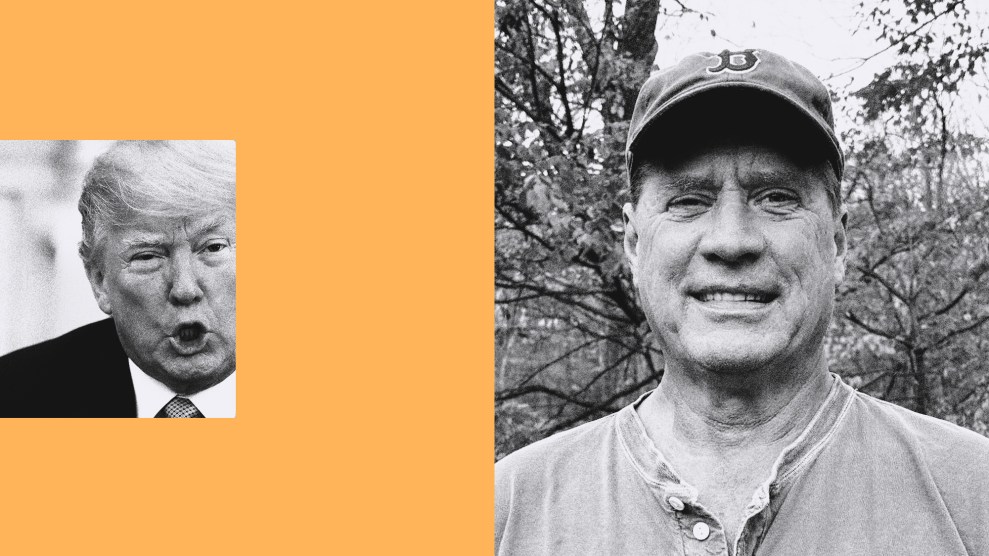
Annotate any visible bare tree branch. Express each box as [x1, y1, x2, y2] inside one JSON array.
[[545, 369, 662, 434], [826, 0, 965, 80], [496, 383, 621, 411], [929, 314, 989, 350], [510, 336, 604, 389], [855, 265, 911, 306], [845, 310, 908, 346]]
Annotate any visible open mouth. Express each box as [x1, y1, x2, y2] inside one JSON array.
[[170, 322, 209, 354], [177, 323, 206, 342]]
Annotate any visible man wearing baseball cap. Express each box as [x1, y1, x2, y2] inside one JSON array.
[[495, 49, 989, 555]]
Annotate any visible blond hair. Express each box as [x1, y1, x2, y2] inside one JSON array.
[[78, 140, 236, 269]]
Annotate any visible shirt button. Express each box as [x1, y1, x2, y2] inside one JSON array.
[[668, 496, 685, 511], [692, 522, 710, 541]]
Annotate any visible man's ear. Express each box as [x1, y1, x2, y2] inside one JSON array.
[[623, 202, 641, 289], [85, 262, 113, 315], [832, 208, 848, 284]]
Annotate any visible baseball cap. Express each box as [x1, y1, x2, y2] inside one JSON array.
[[626, 48, 843, 183]]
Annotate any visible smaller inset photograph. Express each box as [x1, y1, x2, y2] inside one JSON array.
[[0, 140, 236, 418]]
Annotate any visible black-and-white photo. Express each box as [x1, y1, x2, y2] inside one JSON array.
[[0, 140, 236, 418], [495, 1, 989, 553]]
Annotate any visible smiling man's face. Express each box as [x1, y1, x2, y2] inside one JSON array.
[[623, 140, 845, 375], [87, 212, 236, 394]]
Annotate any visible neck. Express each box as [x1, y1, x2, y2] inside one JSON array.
[[148, 368, 235, 397], [640, 348, 832, 452]]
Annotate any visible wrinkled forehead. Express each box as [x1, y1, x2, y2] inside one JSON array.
[[642, 140, 826, 193], [111, 212, 236, 243]]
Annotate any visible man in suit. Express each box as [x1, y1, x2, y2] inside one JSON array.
[[0, 140, 236, 418]]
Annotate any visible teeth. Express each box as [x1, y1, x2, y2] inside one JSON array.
[[179, 327, 201, 341], [700, 292, 769, 302]]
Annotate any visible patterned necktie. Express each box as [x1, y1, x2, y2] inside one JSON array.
[[155, 396, 205, 418]]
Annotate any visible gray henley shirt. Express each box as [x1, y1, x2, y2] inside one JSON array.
[[495, 373, 989, 555]]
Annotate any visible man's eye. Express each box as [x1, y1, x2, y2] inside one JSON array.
[[127, 252, 164, 269], [201, 240, 230, 254], [758, 191, 799, 205], [667, 196, 711, 212]]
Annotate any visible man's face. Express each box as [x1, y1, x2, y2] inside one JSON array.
[[623, 142, 845, 375], [88, 212, 236, 394]]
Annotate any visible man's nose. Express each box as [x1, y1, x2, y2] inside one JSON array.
[[168, 252, 204, 305], [697, 195, 765, 264]]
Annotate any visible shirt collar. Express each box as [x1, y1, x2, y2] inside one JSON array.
[[128, 359, 236, 418], [616, 372, 855, 505]]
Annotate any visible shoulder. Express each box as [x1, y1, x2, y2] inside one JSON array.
[[0, 319, 121, 371], [849, 390, 989, 465], [496, 412, 620, 488], [495, 412, 622, 546], [0, 319, 129, 416], [845, 389, 989, 536], [496, 412, 623, 501]]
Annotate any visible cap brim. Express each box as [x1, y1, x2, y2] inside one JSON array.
[[628, 81, 843, 181]]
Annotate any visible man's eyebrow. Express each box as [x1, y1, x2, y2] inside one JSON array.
[[122, 235, 168, 249], [661, 175, 717, 193], [654, 169, 812, 196], [120, 218, 233, 250]]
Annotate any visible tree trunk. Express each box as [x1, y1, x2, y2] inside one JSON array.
[[911, 348, 929, 415]]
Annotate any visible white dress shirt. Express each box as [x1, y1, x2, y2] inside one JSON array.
[[128, 359, 236, 418]]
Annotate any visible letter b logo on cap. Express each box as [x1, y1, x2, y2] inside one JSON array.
[[707, 49, 760, 73]]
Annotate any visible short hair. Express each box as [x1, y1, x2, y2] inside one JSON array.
[[78, 140, 236, 270], [628, 90, 843, 216]]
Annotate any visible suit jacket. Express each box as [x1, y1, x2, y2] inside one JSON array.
[[0, 319, 137, 417]]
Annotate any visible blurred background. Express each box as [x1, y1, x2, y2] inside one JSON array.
[[496, 0, 989, 458], [0, 141, 114, 356]]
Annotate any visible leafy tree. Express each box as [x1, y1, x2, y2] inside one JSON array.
[[495, 0, 704, 452], [833, 0, 989, 428], [495, 0, 989, 459]]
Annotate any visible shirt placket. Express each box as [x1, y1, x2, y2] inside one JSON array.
[[733, 485, 773, 556], [622, 375, 854, 556], [659, 483, 724, 555], [659, 482, 774, 556]]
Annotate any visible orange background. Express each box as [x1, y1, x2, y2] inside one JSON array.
[[0, 2, 492, 554]]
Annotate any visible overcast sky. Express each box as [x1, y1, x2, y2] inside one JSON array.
[[649, 0, 989, 134], [654, 0, 886, 87]]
